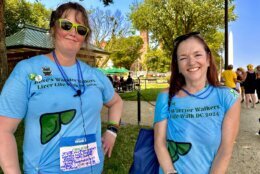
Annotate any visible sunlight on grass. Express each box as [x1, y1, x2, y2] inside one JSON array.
[[119, 83, 169, 101], [140, 83, 169, 90]]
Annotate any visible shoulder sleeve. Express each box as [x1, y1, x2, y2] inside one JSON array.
[[94, 68, 115, 104], [219, 87, 239, 113], [0, 60, 30, 119], [154, 92, 169, 123]]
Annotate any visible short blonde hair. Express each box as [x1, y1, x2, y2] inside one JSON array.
[[247, 64, 254, 71]]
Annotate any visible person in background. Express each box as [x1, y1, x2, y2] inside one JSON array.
[[154, 32, 240, 174], [126, 73, 134, 91], [0, 2, 123, 173], [221, 64, 237, 90], [235, 69, 241, 93], [256, 65, 260, 104], [244, 64, 257, 108], [113, 75, 120, 91], [119, 76, 126, 92], [236, 67, 246, 103], [256, 118, 260, 136], [256, 65, 260, 136]]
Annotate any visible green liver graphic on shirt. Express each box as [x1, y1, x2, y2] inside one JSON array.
[[40, 109, 76, 144], [167, 140, 192, 162]]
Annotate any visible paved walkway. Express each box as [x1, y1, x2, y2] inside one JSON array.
[[101, 101, 155, 126], [101, 100, 260, 173]]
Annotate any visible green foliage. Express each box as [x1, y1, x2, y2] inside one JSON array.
[[130, 0, 237, 58], [29, 2, 51, 28], [15, 122, 24, 171], [144, 49, 171, 72], [105, 36, 143, 69], [5, 0, 51, 36]]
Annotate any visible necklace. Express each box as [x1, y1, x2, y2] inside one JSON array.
[[52, 51, 85, 97], [181, 85, 213, 99]]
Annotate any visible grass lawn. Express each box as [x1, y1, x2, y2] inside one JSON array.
[[103, 124, 151, 174], [140, 83, 169, 90], [119, 83, 169, 101], [0, 123, 151, 174]]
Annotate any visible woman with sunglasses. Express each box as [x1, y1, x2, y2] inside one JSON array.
[[154, 32, 240, 174], [0, 2, 123, 174]]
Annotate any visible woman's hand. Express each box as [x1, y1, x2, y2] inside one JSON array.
[[102, 130, 117, 158]]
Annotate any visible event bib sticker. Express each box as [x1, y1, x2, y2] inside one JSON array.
[[60, 134, 100, 172]]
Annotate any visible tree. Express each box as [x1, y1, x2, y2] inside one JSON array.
[[79, 0, 114, 6], [0, 0, 7, 89], [130, 0, 237, 60], [144, 49, 171, 73], [105, 36, 143, 69], [89, 7, 130, 48], [5, 0, 51, 36], [0, 0, 50, 89], [100, 0, 113, 6]]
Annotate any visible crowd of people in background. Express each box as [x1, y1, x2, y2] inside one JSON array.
[[107, 73, 134, 92], [222, 64, 260, 136], [222, 64, 260, 109]]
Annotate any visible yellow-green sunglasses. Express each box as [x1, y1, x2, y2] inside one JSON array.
[[58, 19, 89, 36]]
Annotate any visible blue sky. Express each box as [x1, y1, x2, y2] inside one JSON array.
[[31, 0, 259, 69], [230, 0, 260, 69]]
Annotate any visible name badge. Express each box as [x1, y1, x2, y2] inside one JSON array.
[[60, 134, 100, 172]]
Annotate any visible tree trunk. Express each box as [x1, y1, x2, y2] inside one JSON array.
[[0, 0, 8, 90]]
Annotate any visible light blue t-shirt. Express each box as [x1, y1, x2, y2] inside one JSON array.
[[154, 86, 239, 174], [0, 55, 114, 174]]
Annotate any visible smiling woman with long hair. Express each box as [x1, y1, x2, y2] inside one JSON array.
[[154, 32, 240, 174]]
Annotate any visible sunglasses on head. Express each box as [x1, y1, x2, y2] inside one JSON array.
[[174, 32, 200, 46], [58, 19, 89, 36]]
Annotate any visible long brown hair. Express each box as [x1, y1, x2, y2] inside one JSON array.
[[168, 33, 220, 106]]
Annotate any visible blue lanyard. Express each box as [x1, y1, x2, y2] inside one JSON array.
[[181, 85, 213, 99], [52, 51, 85, 97]]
